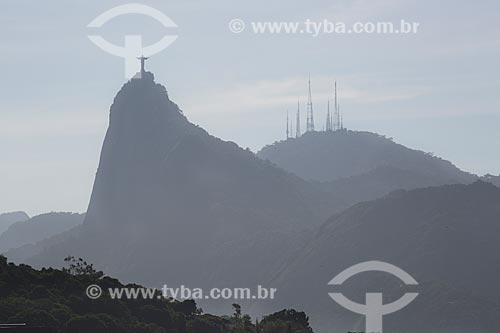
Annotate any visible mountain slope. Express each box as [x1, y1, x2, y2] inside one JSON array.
[[260, 181, 500, 332], [257, 130, 476, 184], [482, 173, 500, 187], [0, 211, 29, 235], [0, 212, 84, 253], [20, 72, 328, 296], [314, 165, 462, 213]]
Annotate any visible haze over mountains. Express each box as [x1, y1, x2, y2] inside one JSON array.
[[263, 181, 500, 333], [0, 212, 84, 254], [4, 72, 499, 333], [482, 173, 500, 187], [257, 131, 482, 220], [12, 72, 330, 292], [258, 130, 476, 184], [0, 211, 29, 235]]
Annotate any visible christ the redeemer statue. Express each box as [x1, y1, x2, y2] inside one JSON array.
[[137, 55, 149, 74]]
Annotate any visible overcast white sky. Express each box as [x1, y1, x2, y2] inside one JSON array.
[[1, 0, 499, 216]]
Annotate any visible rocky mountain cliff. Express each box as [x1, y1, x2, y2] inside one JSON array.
[[21, 73, 327, 297]]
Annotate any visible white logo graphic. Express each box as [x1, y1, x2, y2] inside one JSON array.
[[87, 3, 178, 78], [328, 261, 418, 333]]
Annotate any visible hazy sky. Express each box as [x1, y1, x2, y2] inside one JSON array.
[[1, 0, 499, 216]]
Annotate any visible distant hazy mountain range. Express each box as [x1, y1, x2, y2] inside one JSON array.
[[6, 72, 500, 333], [258, 130, 476, 184], [257, 130, 483, 223], [261, 181, 500, 333], [482, 173, 500, 187], [0, 211, 29, 235], [0, 212, 84, 254]]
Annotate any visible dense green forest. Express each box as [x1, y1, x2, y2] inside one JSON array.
[[0, 256, 313, 333]]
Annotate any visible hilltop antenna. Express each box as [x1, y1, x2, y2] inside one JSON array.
[[334, 81, 343, 131], [333, 81, 338, 130], [296, 99, 301, 138], [338, 82, 341, 130], [306, 75, 315, 132], [326, 100, 332, 131], [330, 99, 334, 131], [339, 104, 344, 130], [286, 110, 290, 139]]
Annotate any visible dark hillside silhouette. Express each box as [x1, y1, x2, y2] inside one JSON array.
[[0, 256, 312, 332]]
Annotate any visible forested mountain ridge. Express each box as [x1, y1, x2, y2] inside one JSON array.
[[0, 255, 313, 332]]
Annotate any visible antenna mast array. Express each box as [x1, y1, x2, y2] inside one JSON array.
[[282, 76, 346, 139]]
